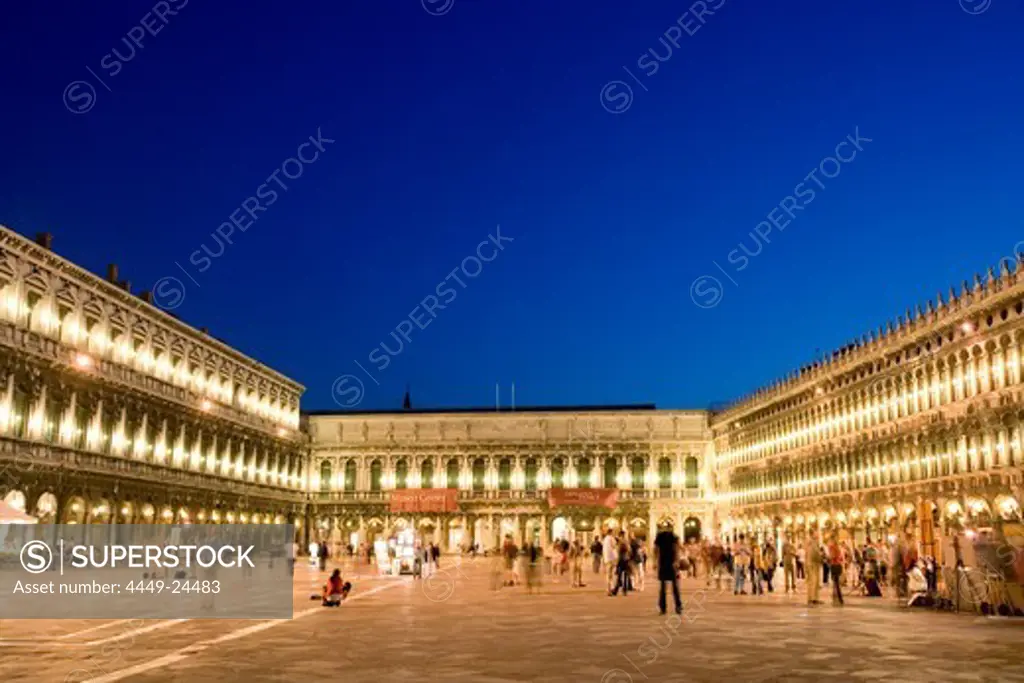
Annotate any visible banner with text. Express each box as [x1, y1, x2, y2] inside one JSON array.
[[547, 488, 619, 509], [0, 524, 294, 619], [389, 489, 459, 513]]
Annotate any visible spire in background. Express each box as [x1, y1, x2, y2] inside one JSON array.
[[403, 385, 411, 410]]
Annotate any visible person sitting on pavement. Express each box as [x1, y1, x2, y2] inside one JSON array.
[[322, 568, 352, 606]]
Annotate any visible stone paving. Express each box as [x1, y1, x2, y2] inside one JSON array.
[[2, 559, 1023, 682]]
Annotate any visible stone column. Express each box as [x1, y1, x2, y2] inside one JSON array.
[[540, 514, 549, 549]]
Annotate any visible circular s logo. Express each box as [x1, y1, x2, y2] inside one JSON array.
[[600, 81, 633, 114], [689, 275, 724, 309], [63, 81, 97, 114], [422, 0, 454, 16], [331, 375, 365, 408], [422, 569, 455, 602], [21, 540, 53, 573], [959, 0, 992, 14], [600, 670, 635, 683], [152, 276, 186, 310]]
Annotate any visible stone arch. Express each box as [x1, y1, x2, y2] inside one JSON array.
[[3, 489, 27, 512], [64, 496, 86, 523], [683, 516, 701, 543], [91, 498, 112, 523], [995, 494, 1021, 520], [35, 492, 58, 522]]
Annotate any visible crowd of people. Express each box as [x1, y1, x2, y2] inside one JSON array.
[[310, 524, 945, 613], [470, 525, 943, 612]]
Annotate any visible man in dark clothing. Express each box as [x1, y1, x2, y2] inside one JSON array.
[[590, 538, 603, 574], [318, 541, 329, 572], [654, 524, 683, 615]]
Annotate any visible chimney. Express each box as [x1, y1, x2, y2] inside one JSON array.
[[199, 327, 209, 334], [140, 291, 153, 304], [35, 232, 53, 250], [119, 280, 131, 293], [107, 264, 119, 283]]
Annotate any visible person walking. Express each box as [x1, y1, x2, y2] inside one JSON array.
[[782, 535, 796, 594], [733, 535, 750, 595], [590, 537, 603, 574], [502, 535, 519, 587], [609, 533, 632, 597], [570, 539, 586, 588], [750, 538, 764, 595], [653, 523, 683, 615], [632, 538, 646, 592], [602, 529, 618, 592], [822, 540, 830, 586], [796, 543, 805, 580], [526, 541, 541, 594], [827, 534, 844, 606], [806, 531, 823, 606], [708, 539, 723, 589], [318, 540, 329, 572], [762, 539, 778, 593]]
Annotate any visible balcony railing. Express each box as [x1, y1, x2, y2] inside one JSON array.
[[314, 487, 703, 502], [0, 436, 306, 502]]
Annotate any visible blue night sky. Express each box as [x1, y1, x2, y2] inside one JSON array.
[[1, 0, 1022, 411]]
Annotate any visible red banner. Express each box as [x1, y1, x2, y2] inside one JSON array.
[[547, 488, 619, 509], [389, 489, 460, 513]]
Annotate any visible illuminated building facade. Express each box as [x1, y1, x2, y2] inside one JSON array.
[[306, 408, 713, 551], [713, 266, 1024, 547], [3, 223, 1023, 555], [0, 226, 307, 528]]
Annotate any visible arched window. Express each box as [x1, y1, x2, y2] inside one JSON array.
[[370, 459, 382, 492], [319, 460, 332, 492], [631, 457, 646, 491], [577, 458, 592, 488], [603, 457, 618, 489], [498, 458, 512, 491], [472, 459, 486, 492], [420, 458, 434, 489], [551, 458, 565, 488], [447, 459, 460, 488], [685, 457, 699, 489], [525, 458, 538, 492], [658, 458, 672, 489], [9, 385, 29, 438], [395, 459, 408, 489], [344, 460, 356, 491]]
